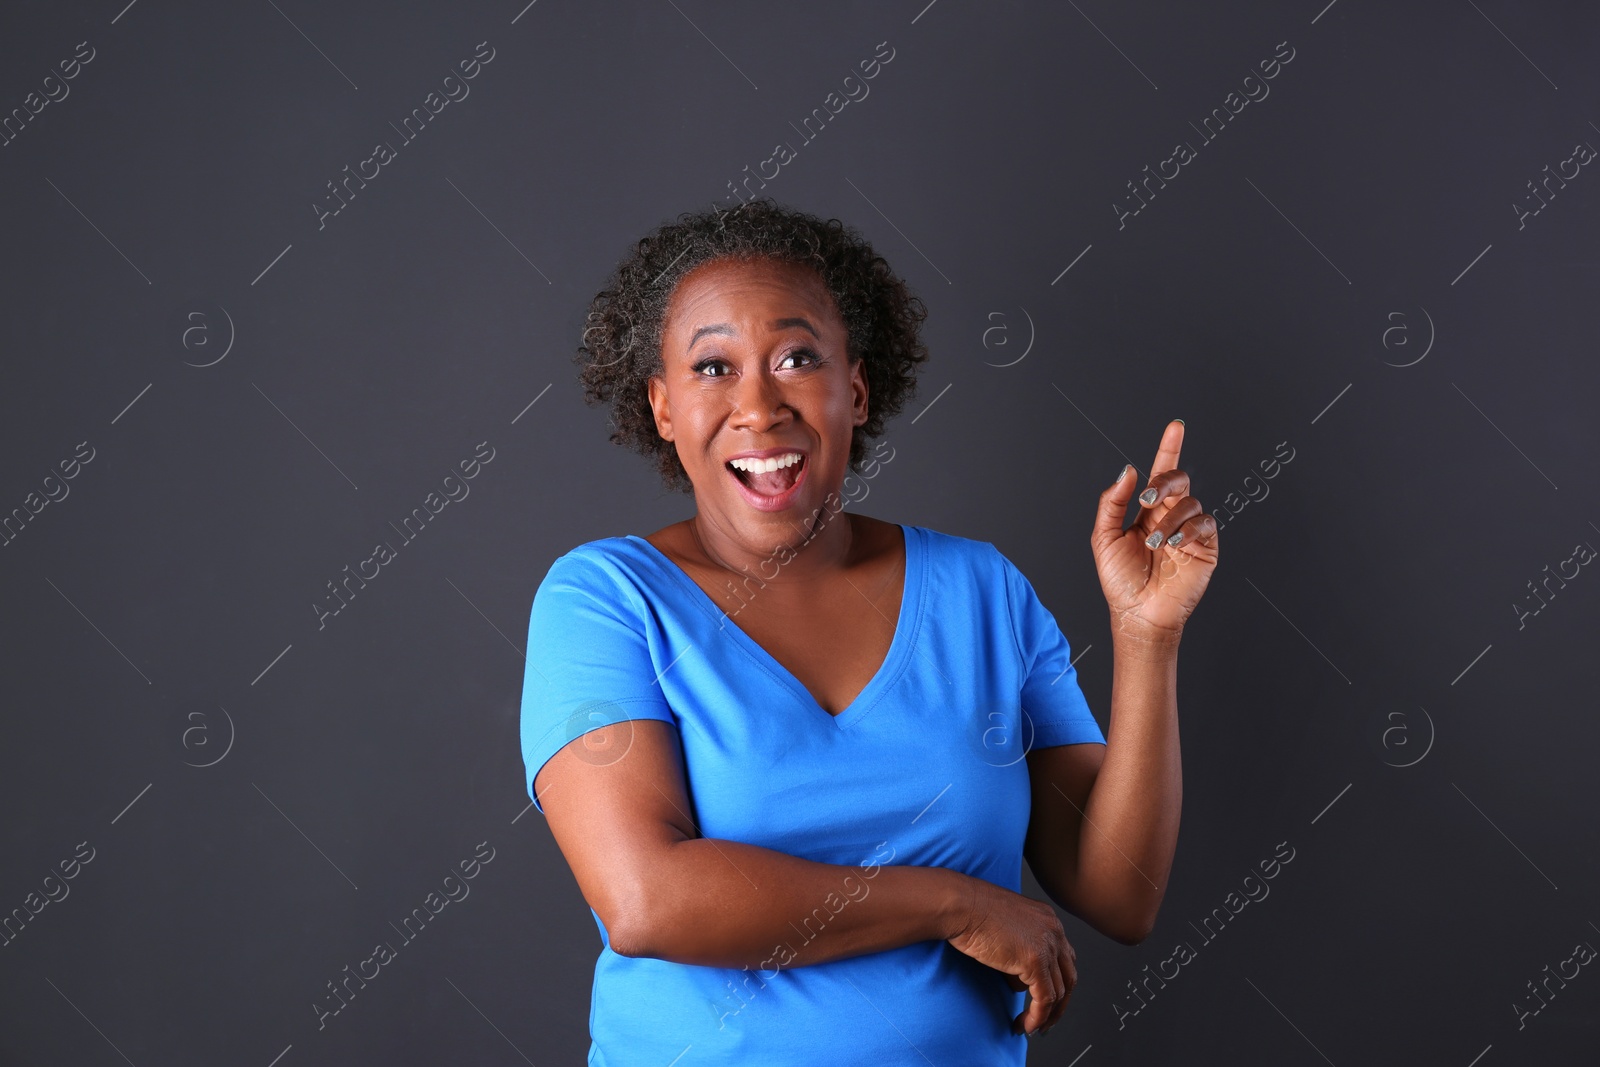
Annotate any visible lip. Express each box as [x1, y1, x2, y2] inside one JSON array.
[[725, 450, 809, 512]]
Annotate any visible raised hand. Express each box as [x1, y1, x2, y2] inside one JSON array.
[[1091, 419, 1220, 640]]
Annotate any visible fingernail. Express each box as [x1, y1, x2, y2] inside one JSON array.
[[1168, 530, 1185, 547], [1145, 529, 1165, 549], [1139, 487, 1158, 506], [1116, 464, 1130, 482], [1175, 418, 1184, 425]]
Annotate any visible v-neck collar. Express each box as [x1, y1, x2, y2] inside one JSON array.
[[626, 524, 924, 729]]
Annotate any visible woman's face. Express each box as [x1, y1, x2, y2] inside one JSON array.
[[648, 256, 868, 551]]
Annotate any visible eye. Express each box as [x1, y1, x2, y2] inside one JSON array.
[[691, 349, 819, 377]]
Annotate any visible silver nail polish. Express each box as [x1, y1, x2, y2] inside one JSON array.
[[1145, 530, 1164, 549], [1139, 488, 1158, 506], [1167, 530, 1185, 547]]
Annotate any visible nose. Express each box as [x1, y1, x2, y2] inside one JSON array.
[[728, 366, 792, 431]]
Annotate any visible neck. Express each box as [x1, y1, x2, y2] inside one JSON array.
[[690, 499, 855, 586]]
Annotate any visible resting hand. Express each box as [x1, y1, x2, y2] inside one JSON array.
[[946, 877, 1077, 1037]]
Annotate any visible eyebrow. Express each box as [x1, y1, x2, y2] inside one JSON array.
[[687, 317, 821, 352]]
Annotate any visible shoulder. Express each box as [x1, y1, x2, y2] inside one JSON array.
[[900, 524, 1023, 615], [535, 535, 661, 604], [907, 525, 1039, 627], [905, 523, 1013, 578]]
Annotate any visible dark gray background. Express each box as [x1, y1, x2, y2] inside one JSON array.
[[2, 0, 1596, 1063]]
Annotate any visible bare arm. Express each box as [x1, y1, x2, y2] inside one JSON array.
[[1025, 430, 1211, 945], [1023, 628, 1181, 945], [540, 716, 1093, 1035], [536, 718, 972, 968]]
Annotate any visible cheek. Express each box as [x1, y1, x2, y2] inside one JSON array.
[[671, 403, 719, 448], [812, 380, 861, 425]]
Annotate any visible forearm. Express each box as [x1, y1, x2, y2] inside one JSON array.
[[616, 839, 973, 969], [1078, 627, 1182, 936]]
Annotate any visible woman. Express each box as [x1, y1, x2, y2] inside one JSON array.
[[520, 199, 1216, 1065]]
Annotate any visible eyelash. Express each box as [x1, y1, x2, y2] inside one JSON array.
[[692, 348, 820, 377]]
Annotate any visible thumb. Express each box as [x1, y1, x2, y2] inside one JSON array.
[[1092, 463, 1138, 553]]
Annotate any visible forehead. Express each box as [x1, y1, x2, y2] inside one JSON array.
[[662, 257, 840, 340]]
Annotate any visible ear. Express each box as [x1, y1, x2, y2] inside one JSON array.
[[849, 356, 869, 428], [647, 373, 674, 442]]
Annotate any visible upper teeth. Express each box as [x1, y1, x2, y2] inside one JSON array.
[[729, 453, 802, 473]]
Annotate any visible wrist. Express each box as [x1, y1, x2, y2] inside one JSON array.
[[936, 868, 979, 941], [1110, 618, 1182, 661]]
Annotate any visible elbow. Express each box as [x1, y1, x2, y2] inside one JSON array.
[[603, 894, 661, 959], [604, 854, 686, 958], [603, 841, 690, 959], [1054, 881, 1160, 946], [1105, 880, 1170, 946], [1101, 905, 1160, 947], [1106, 919, 1154, 947]]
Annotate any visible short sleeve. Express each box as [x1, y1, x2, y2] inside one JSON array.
[[995, 546, 1107, 749], [519, 550, 678, 815]]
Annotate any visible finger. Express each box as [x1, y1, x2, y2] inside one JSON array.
[[1142, 495, 1204, 550], [1166, 510, 1219, 551], [1037, 951, 1067, 1034], [1025, 957, 1062, 1035], [1091, 463, 1142, 555], [1004, 973, 1028, 993], [1148, 419, 1185, 480], [1136, 467, 1192, 511], [1018, 982, 1044, 1036], [1048, 946, 1077, 1031], [1038, 943, 1072, 1033], [1010, 966, 1047, 1036]]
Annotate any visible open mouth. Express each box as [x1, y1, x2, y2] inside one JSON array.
[[726, 453, 807, 509]]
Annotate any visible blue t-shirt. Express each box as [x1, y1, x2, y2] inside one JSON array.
[[519, 523, 1106, 1066]]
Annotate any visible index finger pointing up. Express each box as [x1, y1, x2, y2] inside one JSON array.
[[1150, 419, 1185, 479]]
